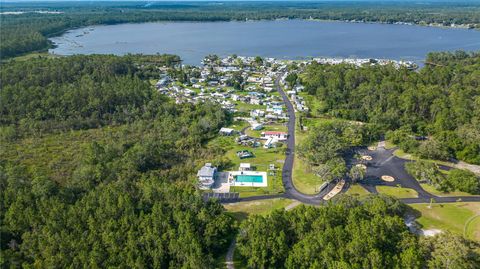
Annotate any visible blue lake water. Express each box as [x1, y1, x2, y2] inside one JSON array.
[[50, 20, 480, 65]]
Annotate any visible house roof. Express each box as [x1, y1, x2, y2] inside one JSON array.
[[219, 127, 234, 133], [263, 131, 287, 135], [197, 165, 216, 178]]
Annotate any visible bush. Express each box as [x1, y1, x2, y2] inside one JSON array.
[[446, 169, 480, 194], [418, 139, 451, 161]]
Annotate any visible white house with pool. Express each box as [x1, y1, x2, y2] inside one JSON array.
[[228, 164, 268, 187]]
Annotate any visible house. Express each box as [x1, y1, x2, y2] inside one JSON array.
[[197, 163, 216, 189], [250, 109, 265, 118], [263, 137, 276, 149], [208, 80, 219, 86], [251, 123, 263, 130], [250, 98, 262, 105], [219, 127, 235, 136], [236, 150, 254, 159], [239, 163, 252, 171], [265, 114, 279, 120], [261, 131, 288, 141], [236, 135, 249, 142], [156, 76, 171, 88]]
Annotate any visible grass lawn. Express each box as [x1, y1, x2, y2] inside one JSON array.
[[420, 183, 479, 197], [346, 184, 371, 197], [410, 202, 480, 242], [376, 186, 419, 198], [245, 123, 287, 138], [224, 198, 294, 221], [292, 154, 325, 194], [209, 136, 285, 196], [384, 140, 397, 149], [292, 121, 326, 194], [392, 148, 414, 159], [227, 120, 250, 132], [234, 102, 265, 113]]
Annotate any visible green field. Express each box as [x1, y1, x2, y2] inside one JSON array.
[[292, 122, 326, 194], [234, 102, 265, 113], [228, 120, 250, 132], [376, 186, 419, 198], [345, 184, 371, 197], [292, 154, 325, 194], [410, 203, 480, 242], [420, 183, 479, 197], [224, 198, 294, 221]]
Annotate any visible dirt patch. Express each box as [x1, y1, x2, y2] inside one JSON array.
[[381, 175, 395, 182], [421, 229, 443, 237], [355, 164, 367, 170], [361, 155, 372, 161]]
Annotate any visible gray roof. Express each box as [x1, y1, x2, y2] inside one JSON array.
[[197, 165, 216, 178]]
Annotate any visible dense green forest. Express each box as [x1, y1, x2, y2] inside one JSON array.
[[1, 1, 480, 59], [300, 51, 480, 165], [237, 195, 480, 268], [1, 53, 479, 267], [0, 55, 234, 268]]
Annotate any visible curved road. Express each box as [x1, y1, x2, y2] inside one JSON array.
[[227, 73, 480, 205], [274, 73, 333, 204]]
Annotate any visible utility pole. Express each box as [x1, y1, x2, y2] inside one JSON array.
[[428, 198, 435, 209]]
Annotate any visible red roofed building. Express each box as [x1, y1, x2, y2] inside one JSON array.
[[261, 131, 288, 141]]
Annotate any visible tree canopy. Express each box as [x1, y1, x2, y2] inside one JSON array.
[[0, 55, 234, 268], [300, 52, 480, 165], [237, 195, 480, 268]]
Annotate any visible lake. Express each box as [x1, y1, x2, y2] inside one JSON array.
[[50, 20, 480, 65]]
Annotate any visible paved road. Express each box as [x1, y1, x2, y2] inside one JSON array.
[[274, 73, 333, 205], [225, 239, 236, 269], [360, 146, 434, 199]]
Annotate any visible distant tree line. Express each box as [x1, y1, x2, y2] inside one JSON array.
[[1, 1, 480, 59]]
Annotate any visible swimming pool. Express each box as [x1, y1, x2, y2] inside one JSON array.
[[235, 175, 263, 183]]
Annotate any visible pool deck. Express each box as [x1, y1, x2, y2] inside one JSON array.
[[229, 171, 268, 187]]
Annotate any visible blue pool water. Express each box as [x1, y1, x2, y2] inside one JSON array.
[[235, 175, 263, 183]]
